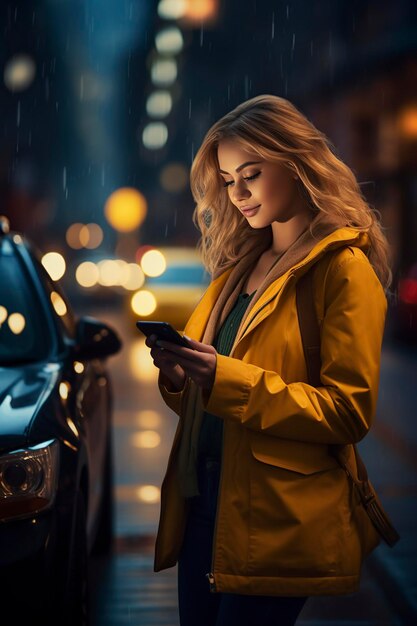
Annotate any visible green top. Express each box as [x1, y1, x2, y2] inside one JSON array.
[[197, 289, 256, 460]]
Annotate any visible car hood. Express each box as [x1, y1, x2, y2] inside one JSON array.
[[0, 361, 60, 453]]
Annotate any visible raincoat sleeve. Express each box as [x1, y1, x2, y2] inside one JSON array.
[[203, 254, 388, 445], [157, 371, 189, 417]]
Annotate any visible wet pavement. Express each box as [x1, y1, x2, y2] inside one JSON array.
[[87, 305, 417, 626]]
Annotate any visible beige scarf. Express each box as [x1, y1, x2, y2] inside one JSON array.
[[177, 213, 341, 497]]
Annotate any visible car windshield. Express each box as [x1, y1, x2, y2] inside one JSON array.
[[0, 239, 51, 365]]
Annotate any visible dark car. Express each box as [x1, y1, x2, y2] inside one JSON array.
[[0, 217, 121, 625]]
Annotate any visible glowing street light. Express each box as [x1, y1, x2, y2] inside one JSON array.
[[398, 106, 417, 139], [104, 187, 147, 233], [136, 485, 160, 503], [140, 249, 166, 277], [155, 26, 184, 55], [142, 122, 168, 149], [131, 290, 157, 316], [146, 90, 172, 118], [183, 0, 218, 22], [150, 58, 177, 86], [4, 54, 36, 92], [158, 0, 187, 20], [75, 262, 100, 288]]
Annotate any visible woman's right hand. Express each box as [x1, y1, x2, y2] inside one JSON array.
[[145, 334, 187, 392]]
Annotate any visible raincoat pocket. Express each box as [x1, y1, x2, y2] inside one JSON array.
[[249, 430, 340, 475], [247, 430, 353, 577]]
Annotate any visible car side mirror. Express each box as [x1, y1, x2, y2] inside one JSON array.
[[75, 316, 122, 360]]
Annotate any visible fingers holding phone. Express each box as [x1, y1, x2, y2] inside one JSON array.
[[146, 333, 187, 391]]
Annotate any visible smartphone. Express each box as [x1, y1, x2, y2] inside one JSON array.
[[136, 320, 192, 348]]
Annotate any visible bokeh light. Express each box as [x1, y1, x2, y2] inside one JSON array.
[[122, 263, 145, 290], [0, 306, 7, 326], [66, 417, 79, 438], [8, 312, 25, 334], [184, 0, 218, 22], [79, 225, 90, 247], [129, 339, 157, 381], [140, 249, 166, 277], [98, 259, 120, 287], [142, 122, 168, 149], [4, 54, 36, 92], [41, 252, 66, 281], [155, 26, 184, 55], [136, 410, 161, 429], [131, 430, 161, 449], [160, 162, 189, 192], [75, 262, 100, 288], [136, 485, 160, 503], [398, 105, 417, 139], [74, 361, 85, 374], [131, 290, 157, 316], [104, 188, 147, 233], [158, 0, 187, 20], [398, 278, 417, 304], [150, 58, 177, 86], [50, 292, 67, 317], [66, 223, 103, 249], [85, 223, 103, 248], [146, 90, 172, 118], [66, 223, 85, 249], [115, 260, 130, 285], [59, 381, 70, 400]]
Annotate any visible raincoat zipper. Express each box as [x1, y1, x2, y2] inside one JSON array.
[[206, 572, 216, 592], [206, 406, 226, 592], [205, 274, 295, 591]]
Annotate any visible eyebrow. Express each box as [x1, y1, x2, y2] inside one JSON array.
[[219, 161, 262, 175]]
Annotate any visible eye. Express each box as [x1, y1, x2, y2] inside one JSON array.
[[245, 172, 261, 182], [223, 172, 261, 188]]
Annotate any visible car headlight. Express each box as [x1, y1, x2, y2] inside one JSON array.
[[0, 439, 60, 522]]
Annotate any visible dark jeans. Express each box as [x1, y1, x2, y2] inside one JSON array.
[[177, 456, 308, 626]]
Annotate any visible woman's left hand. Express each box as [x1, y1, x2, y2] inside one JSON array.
[[155, 336, 217, 394]]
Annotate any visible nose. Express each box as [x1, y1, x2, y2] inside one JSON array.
[[231, 180, 251, 204]]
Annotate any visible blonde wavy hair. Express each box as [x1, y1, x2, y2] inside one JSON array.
[[190, 94, 393, 292]]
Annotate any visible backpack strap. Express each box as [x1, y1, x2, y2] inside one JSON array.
[[295, 265, 400, 547]]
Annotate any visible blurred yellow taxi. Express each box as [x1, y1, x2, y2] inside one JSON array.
[[130, 246, 210, 331]]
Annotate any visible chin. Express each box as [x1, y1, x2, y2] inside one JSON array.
[[247, 219, 269, 229], [248, 216, 274, 228]]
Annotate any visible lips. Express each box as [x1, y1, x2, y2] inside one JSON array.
[[241, 204, 260, 216]]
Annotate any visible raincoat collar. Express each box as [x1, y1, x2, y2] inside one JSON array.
[[187, 221, 370, 344]]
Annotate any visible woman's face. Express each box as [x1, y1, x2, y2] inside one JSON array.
[[217, 139, 305, 227]]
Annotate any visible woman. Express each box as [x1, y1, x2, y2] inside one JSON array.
[[145, 95, 392, 626]]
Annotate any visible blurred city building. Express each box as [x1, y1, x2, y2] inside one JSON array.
[[1, 0, 416, 301]]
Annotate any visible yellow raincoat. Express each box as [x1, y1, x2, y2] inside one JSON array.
[[154, 227, 387, 596]]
